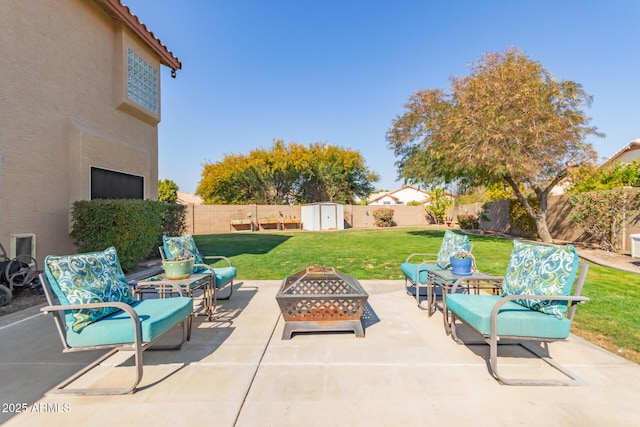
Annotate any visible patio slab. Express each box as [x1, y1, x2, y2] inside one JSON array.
[[1, 280, 638, 426]]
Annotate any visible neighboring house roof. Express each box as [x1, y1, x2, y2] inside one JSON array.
[[368, 185, 430, 205], [94, 0, 182, 73], [601, 139, 640, 167], [368, 192, 400, 204], [177, 192, 203, 205]]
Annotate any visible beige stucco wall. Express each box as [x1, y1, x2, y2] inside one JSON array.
[[0, 0, 162, 265], [182, 204, 432, 234]]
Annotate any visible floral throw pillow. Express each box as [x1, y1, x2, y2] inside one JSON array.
[[502, 240, 579, 318], [44, 246, 135, 332], [163, 234, 204, 264], [436, 230, 471, 269]]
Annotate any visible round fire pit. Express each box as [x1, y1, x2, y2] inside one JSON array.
[[276, 266, 369, 339]]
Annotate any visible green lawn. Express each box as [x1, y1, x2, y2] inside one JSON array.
[[195, 227, 640, 364]]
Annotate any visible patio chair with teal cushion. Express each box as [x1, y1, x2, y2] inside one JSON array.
[[446, 240, 589, 386], [40, 246, 193, 395], [161, 234, 236, 303], [400, 230, 471, 308]]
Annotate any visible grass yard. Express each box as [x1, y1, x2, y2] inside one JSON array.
[[195, 227, 640, 364]]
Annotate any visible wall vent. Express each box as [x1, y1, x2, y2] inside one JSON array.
[[10, 233, 36, 266]]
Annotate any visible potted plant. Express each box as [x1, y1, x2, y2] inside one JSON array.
[[449, 250, 475, 276], [162, 256, 195, 280]]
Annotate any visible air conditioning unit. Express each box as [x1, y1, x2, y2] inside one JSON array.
[[10, 233, 36, 267]]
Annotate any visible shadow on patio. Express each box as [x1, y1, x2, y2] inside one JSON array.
[[1, 280, 639, 426]]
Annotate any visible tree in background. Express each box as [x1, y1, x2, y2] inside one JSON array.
[[567, 160, 640, 251], [387, 47, 601, 242], [569, 160, 640, 193], [158, 179, 179, 203], [424, 187, 452, 224], [197, 140, 379, 204], [298, 143, 379, 204], [569, 189, 638, 251]]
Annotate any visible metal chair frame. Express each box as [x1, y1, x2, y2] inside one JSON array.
[[448, 262, 590, 386], [39, 273, 192, 395]]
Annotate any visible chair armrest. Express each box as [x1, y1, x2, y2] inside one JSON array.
[[489, 294, 590, 338], [41, 301, 139, 318], [201, 255, 234, 268], [405, 253, 438, 263], [40, 301, 143, 347], [494, 293, 590, 308]]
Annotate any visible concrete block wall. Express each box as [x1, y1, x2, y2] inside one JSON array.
[[183, 204, 432, 234]]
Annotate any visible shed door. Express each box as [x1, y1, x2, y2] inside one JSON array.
[[320, 204, 337, 230]]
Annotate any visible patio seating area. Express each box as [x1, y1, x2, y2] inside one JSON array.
[[1, 279, 639, 426]]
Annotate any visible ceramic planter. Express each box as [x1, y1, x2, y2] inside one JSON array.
[[162, 258, 195, 280], [450, 257, 473, 276]]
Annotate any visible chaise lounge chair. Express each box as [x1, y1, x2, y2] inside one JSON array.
[[446, 240, 589, 386], [40, 246, 193, 395], [161, 234, 236, 305], [400, 230, 471, 308]]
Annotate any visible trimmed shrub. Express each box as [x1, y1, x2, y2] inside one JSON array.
[[156, 203, 186, 253], [457, 213, 479, 229], [70, 199, 183, 272], [372, 207, 394, 227]]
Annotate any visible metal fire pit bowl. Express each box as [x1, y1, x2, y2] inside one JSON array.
[[276, 266, 369, 340]]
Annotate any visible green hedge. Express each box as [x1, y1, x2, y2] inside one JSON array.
[[70, 200, 185, 272]]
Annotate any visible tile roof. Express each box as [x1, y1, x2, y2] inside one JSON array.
[[94, 0, 182, 73], [602, 138, 640, 166]]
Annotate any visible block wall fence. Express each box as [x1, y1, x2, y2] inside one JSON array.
[[183, 188, 640, 251]]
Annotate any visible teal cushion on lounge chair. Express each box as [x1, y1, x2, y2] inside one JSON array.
[[502, 240, 579, 319], [436, 230, 471, 269], [65, 297, 193, 348], [446, 294, 572, 339], [212, 266, 236, 288], [400, 262, 439, 284], [44, 247, 136, 333]]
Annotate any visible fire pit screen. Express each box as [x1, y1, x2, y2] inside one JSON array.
[[276, 266, 369, 339]]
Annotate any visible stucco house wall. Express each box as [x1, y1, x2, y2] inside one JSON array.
[[0, 0, 178, 265], [602, 139, 640, 166], [368, 185, 430, 205]]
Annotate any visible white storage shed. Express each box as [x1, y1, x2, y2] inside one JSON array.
[[301, 203, 344, 231]]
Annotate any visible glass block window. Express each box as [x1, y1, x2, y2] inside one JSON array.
[[127, 49, 158, 114]]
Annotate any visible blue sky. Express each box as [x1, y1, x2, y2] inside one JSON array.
[[123, 0, 640, 194]]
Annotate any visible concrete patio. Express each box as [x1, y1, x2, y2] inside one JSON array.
[[1, 280, 639, 426]]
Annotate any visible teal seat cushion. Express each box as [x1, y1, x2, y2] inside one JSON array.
[[163, 234, 204, 264], [401, 262, 439, 284], [65, 297, 193, 348], [502, 240, 579, 319], [212, 266, 236, 288], [436, 230, 470, 269], [447, 294, 572, 339], [44, 247, 136, 333]]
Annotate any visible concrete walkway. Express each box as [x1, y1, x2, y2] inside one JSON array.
[[1, 280, 639, 426]]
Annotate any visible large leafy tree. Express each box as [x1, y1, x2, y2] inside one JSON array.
[[158, 179, 179, 203], [298, 143, 379, 203], [197, 140, 378, 204], [387, 47, 601, 242]]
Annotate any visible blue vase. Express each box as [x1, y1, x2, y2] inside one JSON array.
[[450, 257, 473, 276]]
